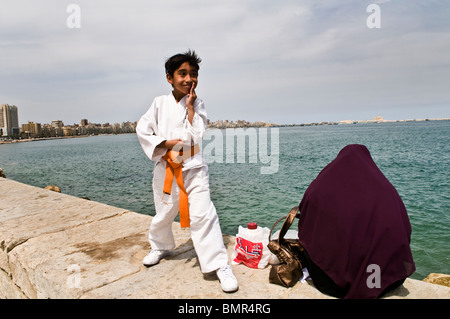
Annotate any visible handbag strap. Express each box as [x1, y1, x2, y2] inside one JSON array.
[[269, 206, 300, 242]]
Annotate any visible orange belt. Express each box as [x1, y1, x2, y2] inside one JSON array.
[[161, 144, 200, 228]]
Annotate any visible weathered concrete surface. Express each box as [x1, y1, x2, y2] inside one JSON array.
[[1, 178, 449, 299]]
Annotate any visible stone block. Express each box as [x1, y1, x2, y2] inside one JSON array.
[[423, 273, 450, 288]]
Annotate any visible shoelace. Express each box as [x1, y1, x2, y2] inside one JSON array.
[[220, 266, 234, 278]]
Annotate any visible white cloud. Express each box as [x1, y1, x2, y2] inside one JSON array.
[[1, 0, 449, 125]]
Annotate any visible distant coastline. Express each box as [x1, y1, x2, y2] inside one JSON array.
[[207, 117, 450, 129], [0, 134, 97, 145], [1, 117, 448, 145]]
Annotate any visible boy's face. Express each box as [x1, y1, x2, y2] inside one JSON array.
[[167, 62, 198, 98]]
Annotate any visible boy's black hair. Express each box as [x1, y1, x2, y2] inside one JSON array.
[[165, 49, 202, 77]]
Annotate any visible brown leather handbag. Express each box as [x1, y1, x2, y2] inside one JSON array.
[[267, 206, 304, 288]]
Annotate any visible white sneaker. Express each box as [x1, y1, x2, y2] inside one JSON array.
[[142, 250, 169, 266], [216, 265, 239, 293]]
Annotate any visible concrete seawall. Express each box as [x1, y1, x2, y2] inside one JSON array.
[[1, 178, 449, 299]]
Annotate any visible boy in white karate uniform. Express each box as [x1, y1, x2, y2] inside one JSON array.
[[136, 50, 238, 292]]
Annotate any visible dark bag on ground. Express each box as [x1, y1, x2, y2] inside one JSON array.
[[267, 206, 303, 288]]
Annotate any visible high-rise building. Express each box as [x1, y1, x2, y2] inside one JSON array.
[[21, 121, 42, 138], [51, 120, 64, 136], [0, 104, 20, 138], [51, 120, 64, 128]]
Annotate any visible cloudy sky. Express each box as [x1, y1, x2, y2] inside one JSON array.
[[1, 0, 449, 125]]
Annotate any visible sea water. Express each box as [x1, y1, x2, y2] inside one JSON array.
[[0, 120, 448, 279]]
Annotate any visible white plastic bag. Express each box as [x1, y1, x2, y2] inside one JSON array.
[[231, 223, 273, 269]]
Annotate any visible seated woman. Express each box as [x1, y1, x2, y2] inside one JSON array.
[[297, 144, 415, 298]]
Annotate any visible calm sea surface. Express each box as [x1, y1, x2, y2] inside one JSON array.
[[1, 120, 449, 279]]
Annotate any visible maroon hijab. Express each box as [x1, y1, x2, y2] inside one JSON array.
[[298, 144, 415, 298]]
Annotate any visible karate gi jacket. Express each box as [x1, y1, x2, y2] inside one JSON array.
[[136, 93, 207, 171]]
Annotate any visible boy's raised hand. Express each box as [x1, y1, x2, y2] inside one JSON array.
[[186, 82, 197, 109]]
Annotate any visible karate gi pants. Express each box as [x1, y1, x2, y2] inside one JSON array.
[[149, 161, 229, 273]]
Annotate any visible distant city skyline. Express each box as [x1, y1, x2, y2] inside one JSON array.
[[0, 104, 138, 139], [2, 102, 448, 142], [4, 103, 450, 129], [16, 117, 138, 127]]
